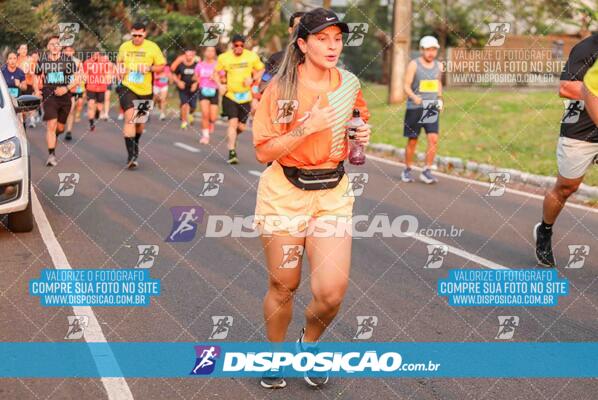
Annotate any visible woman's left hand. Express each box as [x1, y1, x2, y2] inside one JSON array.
[[350, 124, 371, 146]]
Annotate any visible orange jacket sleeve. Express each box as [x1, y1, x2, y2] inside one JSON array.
[[253, 84, 281, 147]]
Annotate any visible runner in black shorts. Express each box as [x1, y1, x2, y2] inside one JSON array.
[[34, 35, 80, 167], [173, 49, 199, 130], [83, 51, 111, 131], [215, 34, 264, 164], [116, 21, 166, 169], [195, 46, 219, 144]]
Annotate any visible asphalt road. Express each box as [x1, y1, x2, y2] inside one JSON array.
[[1, 110, 597, 400]]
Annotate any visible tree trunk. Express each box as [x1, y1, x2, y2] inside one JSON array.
[[389, 0, 411, 104]]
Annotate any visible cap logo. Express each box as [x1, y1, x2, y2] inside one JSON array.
[[326, 17, 335, 21]]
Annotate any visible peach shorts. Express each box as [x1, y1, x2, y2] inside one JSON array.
[[254, 161, 355, 236]]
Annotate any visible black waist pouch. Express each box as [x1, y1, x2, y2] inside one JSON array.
[[281, 162, 345, 191]]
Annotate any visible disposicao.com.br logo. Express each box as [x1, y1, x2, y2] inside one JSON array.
[[189, 343, 440, 378]]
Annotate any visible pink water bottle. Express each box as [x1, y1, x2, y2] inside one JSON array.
[[347, 109, 366, 165]]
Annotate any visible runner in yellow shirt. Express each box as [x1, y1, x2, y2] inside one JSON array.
[[116, 21, 166, 169], [215, 34, 264, 164]]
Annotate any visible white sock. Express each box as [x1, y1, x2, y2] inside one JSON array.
[[202, 129, 209, 137]]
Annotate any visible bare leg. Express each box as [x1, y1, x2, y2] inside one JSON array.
[[261, 234, 304, 342]]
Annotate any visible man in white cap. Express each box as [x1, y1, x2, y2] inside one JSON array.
[[401, 35, 444, 184]]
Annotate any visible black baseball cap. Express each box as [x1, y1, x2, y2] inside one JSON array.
[[296, 8, 349, 40], [231, 33, 245, 43]]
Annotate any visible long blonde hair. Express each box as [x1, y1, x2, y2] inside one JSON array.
[[272, 30, 305, 102]]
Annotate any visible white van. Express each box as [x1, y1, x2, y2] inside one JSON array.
[[0, 74, 41, 232]]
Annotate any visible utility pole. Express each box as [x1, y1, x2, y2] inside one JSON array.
[[389, 0, 411, 104]]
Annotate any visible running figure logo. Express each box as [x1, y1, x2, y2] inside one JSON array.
[[190, 345, 221, 375], [486, 172, 511, 197], [58, 22, 80, 46], [345, 23, 369, 47], [344, 172, 369, 197], [135, 245, 159, 269], [55, 173, 80, 197], [209, 316, 233, 340], [130, 100, 154, 124], [199, 173, 224, 197], [274, 100, 298, 124], [418, 100, 440, 124], [562, 100, 584, 124], [354, 316, 378, 339], [565, 245, 590, 269], [424, 245, 448, 269], [495, 316, 519, 340], [64, 316, 88, 340], [166, 206, 203, 242], [486, 22, 511, 47], [200, 23, 225, 46], [280, 245, 304, 269]]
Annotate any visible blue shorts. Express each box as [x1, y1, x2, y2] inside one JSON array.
[[403, 108, 440, 138]]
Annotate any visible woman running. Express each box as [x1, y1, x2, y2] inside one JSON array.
[[153, 63, 171, 120], [252, 8, 370, 389], [195, 46, 219, 144]]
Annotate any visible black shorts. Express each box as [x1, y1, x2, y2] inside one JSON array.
[[198, 87, 219, 105], [222, 96, 250, 124], [72, 92, 84, 100], [22, 85, 34, 95], [403, 108, 440, 138], [178, 89, 198, 109], [42, 92, 72, 124], [118, 85, 153, 111], [87, 91, 105, 103]]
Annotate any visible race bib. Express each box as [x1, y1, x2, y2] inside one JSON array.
[[184, 68, 194, 75], [8, 87, 19, 98], [233, 91, 250, 102], [419, 79, 439, 93], [76, 85, 83, 94], [47, 71, 64, 84], [201, 87, 216, 97], [128, 71, 144, 84], [159, 77, 168, 84]]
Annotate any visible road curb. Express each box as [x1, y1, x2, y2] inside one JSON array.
[[367, 142, 598, 202]]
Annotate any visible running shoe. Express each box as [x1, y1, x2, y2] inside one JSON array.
[[188, 114, 194, 125], [64, 131, 72, 141], [159, 112, 166, 121], [46, 154, 57, 167], [199, 135, 210, 145], [401, 168, 414, 183], [117, 113, 124, 121], [296, 328, 329, 387], [90, 124, 96, 132], [419, 168, 438, 184], [533, 222, 556, 268], [260, 370, 287, 389], [181, 121, 188, 130], [227, 150, 238, 165], [127, 156, 138, 170]]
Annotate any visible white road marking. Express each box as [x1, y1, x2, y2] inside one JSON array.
[[413, 234, 510, 270], [174, 142, 200, 153], [368, 154, 598, 214], [31, 189, 134, 400], [248, 170, 262, 177]]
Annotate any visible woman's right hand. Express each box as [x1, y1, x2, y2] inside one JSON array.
[[304, 96, 336, 135]]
